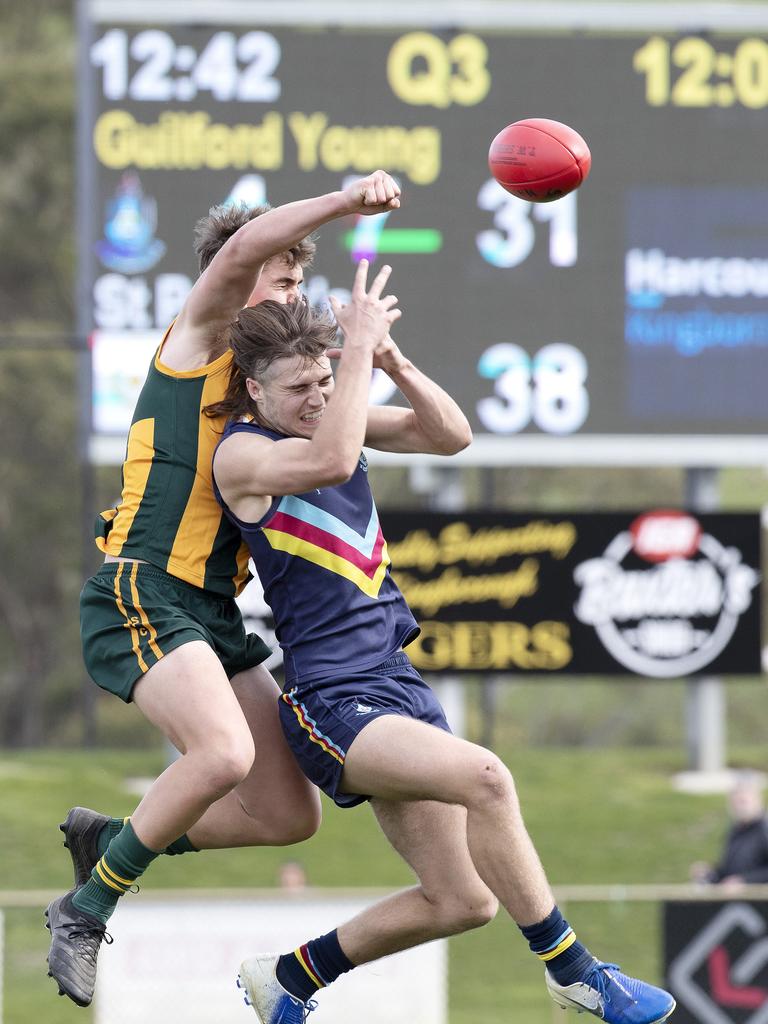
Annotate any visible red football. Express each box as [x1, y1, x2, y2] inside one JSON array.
[[488, 118, 591, 203]]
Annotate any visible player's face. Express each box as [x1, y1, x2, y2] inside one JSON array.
[[247, 256, 304, 306], [254, 354, 335, 438]]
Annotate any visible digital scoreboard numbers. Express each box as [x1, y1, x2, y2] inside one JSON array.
[[80, 3, 768, 459]]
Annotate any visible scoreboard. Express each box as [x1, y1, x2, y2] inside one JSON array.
[[79, 1, 768, 464]]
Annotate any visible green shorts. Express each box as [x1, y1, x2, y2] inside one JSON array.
[[80, 562, 272, 702]]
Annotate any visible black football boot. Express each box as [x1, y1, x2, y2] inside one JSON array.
[[45, 889, 112, 1006], [60, 806, 111, 888]]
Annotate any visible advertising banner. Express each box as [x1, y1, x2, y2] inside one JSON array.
[[96, 898, 446, 1024], [664, 900, 768, 1024], [377, 509, 761, 677]]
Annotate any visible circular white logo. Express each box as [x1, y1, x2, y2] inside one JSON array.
[[573, 512, 759, 677]]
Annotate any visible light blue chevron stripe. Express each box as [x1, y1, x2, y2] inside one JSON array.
[[277, 495, 380, 557]]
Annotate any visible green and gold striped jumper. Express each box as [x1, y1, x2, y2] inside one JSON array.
[[96, 329, 250, 597]]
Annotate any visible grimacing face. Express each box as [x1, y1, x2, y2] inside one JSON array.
[[247, 256, 304, 306], [247, 353, 334, 438]]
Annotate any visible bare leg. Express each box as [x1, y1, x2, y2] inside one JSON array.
[[340, 716, 555, 927], [240, 720, 674, 1024], [186, 664, 321, 848], [129, 641, 258, 850], [337, 799, 497, 964]]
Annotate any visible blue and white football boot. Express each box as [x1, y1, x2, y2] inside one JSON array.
[[237, 954, 317, 1024], [546, 960, 676, 1024]]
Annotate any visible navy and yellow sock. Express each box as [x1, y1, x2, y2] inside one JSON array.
[[276, 930, 355, 1002], [520, 906, 595, 986], [72, 821, 160, 924]]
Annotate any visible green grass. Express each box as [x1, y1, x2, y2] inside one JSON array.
[[0, 733, 756, 1024]]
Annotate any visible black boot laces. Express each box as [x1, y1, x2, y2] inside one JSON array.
[[66, 921, 114, 966]]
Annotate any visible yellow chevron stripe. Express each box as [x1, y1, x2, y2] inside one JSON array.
[[113, 564, 148, 673], [128, 562, 163, 660], [262, 531, 389, 598], [539, 931, 577, 961]]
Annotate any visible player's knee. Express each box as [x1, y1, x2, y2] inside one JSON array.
[[263, 794, 322, 845], [292, 793, 322, 841], [469, 892, 499, 929], [270, 817, 320, 846], [432, 888, 498, 934], [466, 753, 518, 811], [203, 734, 256, 793], [453, 891, 499, 932]]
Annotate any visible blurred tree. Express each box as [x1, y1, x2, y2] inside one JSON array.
[[0, 1, 75, 325], [0, 1, 83, 744], [0, 349, 83, 745]]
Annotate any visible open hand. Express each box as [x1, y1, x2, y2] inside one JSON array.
[[328, 259, 401, 354]]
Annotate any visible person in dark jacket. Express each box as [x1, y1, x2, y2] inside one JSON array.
[[691, 774, 768, 888]]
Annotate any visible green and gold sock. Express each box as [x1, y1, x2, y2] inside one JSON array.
[[97, 818, 198, 858], [165, 834, 199, 856], [72, 821, 160, 924], [96, 817, 129, 858]]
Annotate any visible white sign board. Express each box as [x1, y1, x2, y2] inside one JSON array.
[[95, 897, 446, 1024], [92, 331, 161, 434]]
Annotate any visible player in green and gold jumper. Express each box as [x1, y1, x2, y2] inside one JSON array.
[[45, 171, 402, 1007]]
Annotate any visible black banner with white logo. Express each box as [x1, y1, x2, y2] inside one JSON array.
[[379, 510, 761, 677], [664, 900, 768, 1024]]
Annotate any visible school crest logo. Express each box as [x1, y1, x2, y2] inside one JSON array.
[[96, 172, 166, 274]]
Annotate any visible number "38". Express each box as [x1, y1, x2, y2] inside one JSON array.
[[477, 343, 589, 435]]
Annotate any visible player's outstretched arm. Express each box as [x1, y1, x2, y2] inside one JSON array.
[[172, 173, 401, 362], [214, 261, 401, 522]]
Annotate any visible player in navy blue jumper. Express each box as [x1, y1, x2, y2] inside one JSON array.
[[211, 260, 676, 1024]]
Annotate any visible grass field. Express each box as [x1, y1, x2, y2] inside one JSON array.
[[2, 706, 753, 1024]]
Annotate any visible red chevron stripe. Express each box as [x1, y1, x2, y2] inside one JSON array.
[[269, 511, 386, 580]]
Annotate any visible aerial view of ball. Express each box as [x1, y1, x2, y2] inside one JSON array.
[[488, 118, 591, 203]]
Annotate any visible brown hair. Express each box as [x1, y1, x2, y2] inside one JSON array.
[[193, 202, 316, 274], [204, 300, 338, 422]]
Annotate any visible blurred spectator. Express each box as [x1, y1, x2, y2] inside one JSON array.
[[277, 860, 308, 892], [690, 774, 768, 889]]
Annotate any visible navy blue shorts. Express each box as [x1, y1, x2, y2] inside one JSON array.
[[278, 652, 451, 808]]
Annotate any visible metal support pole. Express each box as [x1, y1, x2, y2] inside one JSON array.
[[684, 677, 726, 775], [682, 467, 726, 782]]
